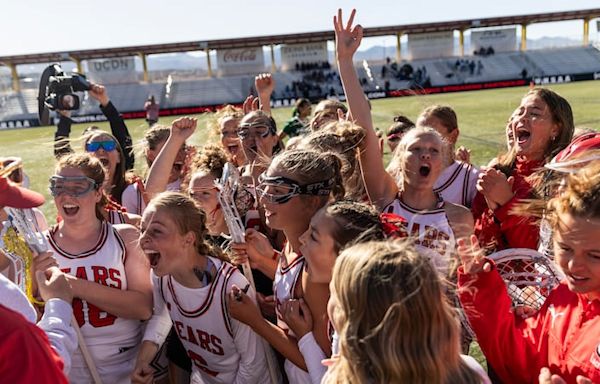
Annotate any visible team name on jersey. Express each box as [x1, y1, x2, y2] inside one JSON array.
[[61, 265, 122, 289], [173, 320, 224, 356], [409, 222, 451, 253]]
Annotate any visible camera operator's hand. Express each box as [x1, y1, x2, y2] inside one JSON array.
[[88, 83, 110, 107], [57, 110, 71, 118]]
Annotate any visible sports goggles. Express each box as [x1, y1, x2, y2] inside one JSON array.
[[85, 140, 117, 152], [256, 173, 333, 204], [49, 175, 98, 197], [238, 121, 276, 140]]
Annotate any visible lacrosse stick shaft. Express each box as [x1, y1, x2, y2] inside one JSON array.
[[72, 315, 103, 384]]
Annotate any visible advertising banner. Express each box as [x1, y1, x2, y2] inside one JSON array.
[[280, 42, 328, 70], [216, 47, 265, 76], [471, 28, 517, 53], [87, 57, 137, 84], [407, 31, 454, 60]]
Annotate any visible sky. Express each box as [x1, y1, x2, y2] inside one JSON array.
[[1, 0, 599, 56]]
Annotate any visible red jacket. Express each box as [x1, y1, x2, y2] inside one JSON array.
[[458, 264, 600, 384], [0, 305, 69, 383], [472, 158, 542, 253]]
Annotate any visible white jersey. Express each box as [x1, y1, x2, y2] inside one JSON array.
[[46, 221, 142, 384], [156, 257, 269, 384], [273, 251, 312, 384], [434, 161, 479, 208], [122, 178, 182, 216], [384, 196, 455, 271]]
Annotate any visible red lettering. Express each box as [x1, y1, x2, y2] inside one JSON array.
[[197, 329, 211, 352], [75, 266, 88, 280], [73, 298, 85, 327], [211, 335, 224, 356], [186, 324, 199, 346], [92, 266, 109, 286], [188, 350, 219, 377], [108, 269, 122, 289], [175, 321, 186, 341]]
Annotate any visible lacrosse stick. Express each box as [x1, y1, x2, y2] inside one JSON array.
[[1, 208, 103, 384], [215, 163, 279, 384], [215, 163, 256, 289], [488, 248, 564, 310]]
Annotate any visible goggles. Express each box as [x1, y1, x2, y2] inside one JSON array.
[[49, 175, 98, 197], [256, 173, 333, 204], [85, 140, 117, 152], [238, 121, 276, 140]]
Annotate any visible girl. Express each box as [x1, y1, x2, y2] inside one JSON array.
[[45, 153, 152, 384], [457, 160, 600, 384], [333, 9, 473, 269], [238, 110, 281, 181], [228, 149, 345, 383], [132, 192, 270, 384], [280, 98, 312, 140], [282, 200, 387, 384], [212, 105, 245, 167], [323, 240, 489, 384], [121, 125, 187, 216], [471, 87, 574, 253]]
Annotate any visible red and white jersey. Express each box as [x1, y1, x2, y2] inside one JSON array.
[[434, 161, 479, 208], [46, 221, 142, 384], [384, 196, 455, 271], [156, 257, 269, 384], [273, 251, 305, 333]]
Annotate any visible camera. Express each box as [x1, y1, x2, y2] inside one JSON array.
[[38, 64, 91, 125]]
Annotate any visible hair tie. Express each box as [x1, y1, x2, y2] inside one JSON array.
[[379, 213, 410, 239]]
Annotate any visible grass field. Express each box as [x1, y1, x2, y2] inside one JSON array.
[[1, 80, 599, 221]]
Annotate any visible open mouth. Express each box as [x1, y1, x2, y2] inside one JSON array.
[[62, 203, 80, 216], [419, 165, 431, 177], [227, 144, 239, 155], [98, 158, 110, 167], [145, 250, 161, 268], [568, 273, 588, 282], [516, 128, 531, 144]]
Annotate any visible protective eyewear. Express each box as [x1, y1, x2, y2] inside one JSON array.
[[85, 140, 117, 152], [238, 121, 275, 140], [49, 175, 98, 197], [256, 173, 333, 204]]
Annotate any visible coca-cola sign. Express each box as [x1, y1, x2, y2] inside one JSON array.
[[217, 47, 265, 75]]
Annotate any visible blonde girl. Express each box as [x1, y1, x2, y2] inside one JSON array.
[[323, 240, 488, 384]]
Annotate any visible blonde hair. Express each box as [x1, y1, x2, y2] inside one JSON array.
[[147, 192, 227, 262], [418, 105, 458, 133], [299, 121, 365, 199], [387, 127, 447, 183], [55, 153, 107, 221], [325, 240, 481, 384]]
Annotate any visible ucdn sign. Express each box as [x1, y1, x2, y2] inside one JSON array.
[[87, 57, 137, 84]]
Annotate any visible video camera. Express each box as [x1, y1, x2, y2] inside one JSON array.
[[38, 64, 91, 125]]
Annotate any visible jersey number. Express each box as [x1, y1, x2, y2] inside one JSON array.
[[73, 298, 117, 328]]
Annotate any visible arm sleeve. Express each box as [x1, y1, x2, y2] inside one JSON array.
[[54, 115, 74, 159], [100, 101, 135, 170], [457, 264, 549, 384], [142, 275, 172, 348], [37, 299, 77, 374], [298, 332, 327, 384], [493, 193, 540, 249]]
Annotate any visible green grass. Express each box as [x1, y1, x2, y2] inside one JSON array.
[[1, 80, 599, 222]]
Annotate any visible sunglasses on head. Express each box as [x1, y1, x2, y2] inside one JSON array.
[[256, 173, 333, 204], [85, 140, 117, 152], [49, 175, 98, 197]]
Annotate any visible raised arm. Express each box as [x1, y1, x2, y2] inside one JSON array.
[[255, 73, 274, 116], [145, 117, 195, 199], [334, 9, 397, 209], [89, 83, 135, 170]]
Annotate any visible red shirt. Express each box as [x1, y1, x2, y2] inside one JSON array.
[[472, 158, 543, 253], [0, 305, 69, 384], [458, 265, 600, 384]]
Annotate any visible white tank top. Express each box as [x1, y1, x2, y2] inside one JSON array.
[[434, 160, 479, 208], [384, 195, 455, 271], [46, 221, 142, 384], [157, 257, 268, 383]]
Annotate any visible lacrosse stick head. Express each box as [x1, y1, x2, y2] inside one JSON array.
[[488, 248, 564, 310]]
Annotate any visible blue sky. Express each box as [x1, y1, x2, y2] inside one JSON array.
[[2, 0, 599, 56]]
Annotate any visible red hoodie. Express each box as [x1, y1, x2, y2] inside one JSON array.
[[472, 158, 543, 253], [458, 264, 600, 384]]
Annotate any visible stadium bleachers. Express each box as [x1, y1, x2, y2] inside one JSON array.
[[1, 45, 599, 123]]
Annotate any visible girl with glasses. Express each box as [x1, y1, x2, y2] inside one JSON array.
[[227, 148, 344, 384], [43, 153, 152, 384]]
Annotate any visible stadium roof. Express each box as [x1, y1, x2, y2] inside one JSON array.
[[1, 8, 599, 65]]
